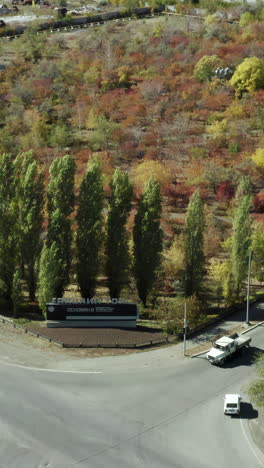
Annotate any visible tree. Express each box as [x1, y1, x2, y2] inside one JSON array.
[[132, 160, 172, 193], [47, 154, 76, 297], [230, 57, 264, 96], [184, 190, 205, 296], [17, 27, 47, 63], [11, 270, 22, 318], [105, 168, 133, 299], [133, 177, 163, 306], [76, 156, 104, 298], [14, 152, 44, 301], [231, 194, 252, 297], [38, 242, 65, 316], [208, 258, 229, 306], [252, 148, 264, 169], [251, 222, 264, 283], [161, 237, 185, 292], [0, 153, 18, 300], [193, 55, 220, 82]]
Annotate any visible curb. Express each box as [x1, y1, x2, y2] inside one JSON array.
[[190, 321, 264, 358], [240, 321, 264, 334], [0, 314, 178, 349]]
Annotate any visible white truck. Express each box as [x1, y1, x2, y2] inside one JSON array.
[[207, 333, 251, 366]]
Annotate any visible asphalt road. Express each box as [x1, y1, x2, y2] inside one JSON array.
[[1, 316, 264, 468]]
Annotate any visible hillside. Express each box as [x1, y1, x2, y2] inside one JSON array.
[[0, 2, 264, 314]]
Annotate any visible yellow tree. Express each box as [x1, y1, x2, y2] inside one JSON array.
[[230, 57, 264, 96], [252, 148, 264, 169]]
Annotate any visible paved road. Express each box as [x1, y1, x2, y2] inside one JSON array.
[[0, 307, 264, 468]]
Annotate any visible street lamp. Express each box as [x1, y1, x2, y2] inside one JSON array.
[[245, 251, 253, 326]]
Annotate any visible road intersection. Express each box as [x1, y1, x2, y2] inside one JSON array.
[[0, 304, 264, 468]]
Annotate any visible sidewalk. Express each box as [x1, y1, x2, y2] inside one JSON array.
[[185, 301, 264, 357]]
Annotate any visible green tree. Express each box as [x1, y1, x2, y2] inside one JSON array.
[[251, 222, 264, 283], [47, 154, 76, 297], [11, 270, 22, 318], [17, 27, 47, 63], [0, 153, 18, 300], [184, 190, 205, 296], [76, 156, 104, 298], [231, 194, 252, 297], [133, 177, 163, 306], [14, 152, 44, 301], [193, 55, 220, 82], [230, 57, 264, 96], [105, 168, 133, 299], [38, 242, 65, 316]]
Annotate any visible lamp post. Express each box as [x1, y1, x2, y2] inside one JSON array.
[[183, 302, 188, 356], [245, 251, 253, 326]]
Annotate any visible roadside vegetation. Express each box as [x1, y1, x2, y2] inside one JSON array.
[[0, 0, 264, 333]]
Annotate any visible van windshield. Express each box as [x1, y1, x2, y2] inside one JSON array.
[[226, 403, 237, 408]]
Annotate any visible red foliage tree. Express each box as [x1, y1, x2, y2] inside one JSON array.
[[253, 189, 264, 213], [216, 181, 235, 202]]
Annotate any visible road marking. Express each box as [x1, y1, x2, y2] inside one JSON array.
[[0, 360, 102, 374], [240, 418, 264, 467]]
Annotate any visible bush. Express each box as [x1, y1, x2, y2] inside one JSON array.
[[253, 190, 264, 213], [230, 57, 264, 96], [194, 55, 220, 82], [154, 295, 205, 335]]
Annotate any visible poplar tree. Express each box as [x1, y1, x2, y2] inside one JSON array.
[[46, 154, 76, 297], [105, 168, 133, 299], [15, 152, 44, 301], [184, 189, 205, 296], [251, 223, 264, 283], [231, 194, 252, 297], [0, 153, 18, 300], [38, 242, 64, 316], [133, 177, 163, 306], [76, 156, 104, 298]]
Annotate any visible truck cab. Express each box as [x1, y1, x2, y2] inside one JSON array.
[[224, 394, 241, 415]]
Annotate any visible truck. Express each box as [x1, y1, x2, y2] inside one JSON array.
[[207, 333, 251, 366]]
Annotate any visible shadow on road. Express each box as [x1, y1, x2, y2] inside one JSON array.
[[230, 402, 258, 419], [223, 346, 264, 368]]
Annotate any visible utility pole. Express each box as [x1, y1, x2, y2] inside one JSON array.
[[245, 251, 252, 326], [183, 302, 187, 356]]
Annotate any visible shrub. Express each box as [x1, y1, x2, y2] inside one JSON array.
[[230, 57, 264, 96], [253, 190, 264, 213], [154, 295, 205, 335], [216, 180, 235, 202], [252, 148, 264, 169], [194, 55, 220, 82]]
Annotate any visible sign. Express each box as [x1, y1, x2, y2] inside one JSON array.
[[46, 298, 138, 328]]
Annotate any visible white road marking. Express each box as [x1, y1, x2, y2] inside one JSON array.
[[0, 360, 102, 374], [240, 418, 264, 467]]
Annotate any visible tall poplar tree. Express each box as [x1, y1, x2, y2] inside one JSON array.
[[38, 242, 64, 316], [15, 152, 44, 301], [184, 189, 205, 297], [105, 168, 133, 299], [46, 154, 76, 297], [0, 153, 18, 300], [231, 194, 252, 297], [133, 177, 163, 306], [76, 156, 104, 298]]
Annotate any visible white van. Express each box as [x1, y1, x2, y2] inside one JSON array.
[[224, 394, 241, 415]]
